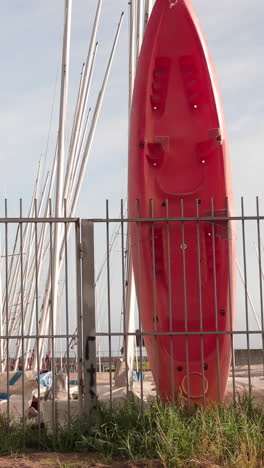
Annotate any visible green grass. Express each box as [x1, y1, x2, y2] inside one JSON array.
[[0, 395, 263, 467]]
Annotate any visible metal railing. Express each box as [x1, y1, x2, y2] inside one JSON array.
[[0, 197, 264, 440], [88, 198, 264, 413], [0, 206, 81, 440]]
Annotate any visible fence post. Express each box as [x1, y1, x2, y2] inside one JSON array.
[[81, 220, 97, 418]]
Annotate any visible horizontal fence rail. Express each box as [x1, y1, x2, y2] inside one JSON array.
[[0, 198, 264, 441]]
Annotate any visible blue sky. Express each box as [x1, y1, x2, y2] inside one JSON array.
[[0, 1, 263, 349], [0, 0, 263, 216]]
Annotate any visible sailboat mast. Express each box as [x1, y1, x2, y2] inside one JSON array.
[[56, 0, 72, 219], [50, 0, 72, 362]]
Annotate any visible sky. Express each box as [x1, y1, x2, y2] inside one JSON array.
[[0, 1, 263, 351], [0, 0, 263, 215]]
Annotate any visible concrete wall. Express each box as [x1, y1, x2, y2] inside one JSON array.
[[235, 349, 264, 366]]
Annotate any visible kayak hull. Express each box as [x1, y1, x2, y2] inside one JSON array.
[[128, 0, 235, 404]]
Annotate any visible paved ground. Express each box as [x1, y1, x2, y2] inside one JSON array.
[[97, 365, 264, 407], [0, 453, 163, 468]]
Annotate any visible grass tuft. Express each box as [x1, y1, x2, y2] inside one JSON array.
[[0, 395, 263, 467]]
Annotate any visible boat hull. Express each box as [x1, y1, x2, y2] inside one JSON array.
[[128, 0, 235, 404]]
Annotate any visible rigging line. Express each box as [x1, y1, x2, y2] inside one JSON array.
[[96, 239, 121, 330], [95, 286, 102, 364], [68, 107, 92, 203], [95, 267, 107, 302], [118, 301, 124, 354], [63, 327, 77, 360], [95, 227, 122, 285], [255, 242, 264, 282], [68, 62, 85, 157], [95, 197, 127, 285], [96, 254, 119, 324], [96, 243, 118, 309], [95, 260, 117, 357], [96, 244, 120, 313], [236, 260, 261, 330], [75, 43, 98, 156]]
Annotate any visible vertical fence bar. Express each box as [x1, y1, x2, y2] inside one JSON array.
[[49, 199, 56, 441], [19, 199, 25, 444], [64, 200, 70, 422], [150, 199, 159, 397], [196, 199, 206, 405], [105, 201, 113, 408], [211, 198, 221, 402], [34, 199, 41, 445], [136, 199, 144, 410], [121, 200, 129, 396], [180, 199, 190, 408], [226, 197, 236, 404], [75, 220, 83, 415], [81, 220, 97, 418], [256, 197, 264, 376], [241, 197, 251, 393], [4, 199, 10, 424], [0, 220, 2, 374], [165, 200, 175, 401]]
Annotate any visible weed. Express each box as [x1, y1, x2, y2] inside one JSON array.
[[0, 395, 263, 467]]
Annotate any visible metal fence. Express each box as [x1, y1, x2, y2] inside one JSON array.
[[90, 198, 264, 412], [0, 207, 82, 438], [0, 198, 264, 438]]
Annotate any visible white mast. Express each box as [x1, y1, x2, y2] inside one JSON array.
[[31, 12, 124, 371], [136, 0, 143, 60], [56, 0, 72, 218], [69, 12, 124, 215], [124, 0, 138, 383], [125, 0, 154, 383], [66, 42, 98, 205], [69, 107, 92, 200], [128, 1, 136, 106], [25, 153, 58, 367], [144, 0, 153, 31], [3, 157, 42, 324], [12, 173, 50, 370], [63, 0, 102, 204], [50, 0, 72, 359]]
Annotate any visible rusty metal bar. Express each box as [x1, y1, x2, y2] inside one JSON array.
[[75, 220, 83, 415], [105, 201, 113, 408], [81, 220, 97, 418], [241, 197, 251, 394], [196, 199, 206, 405]]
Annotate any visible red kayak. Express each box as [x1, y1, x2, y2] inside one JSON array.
[[128, 0, 235, 404]]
